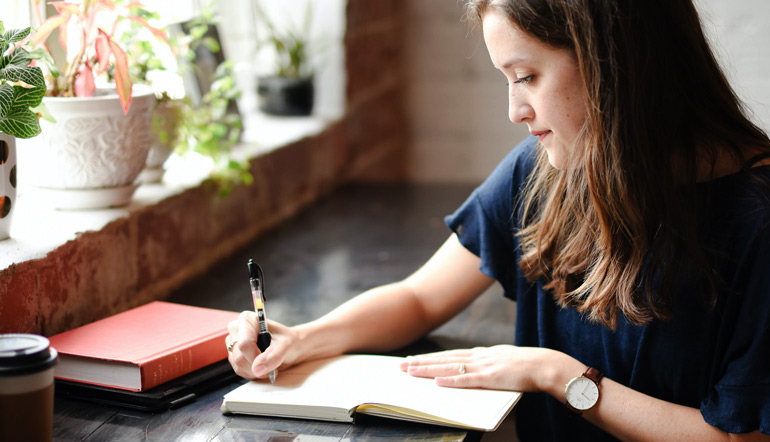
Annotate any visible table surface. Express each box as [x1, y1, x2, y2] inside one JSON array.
[[52, 183, 519, 442]]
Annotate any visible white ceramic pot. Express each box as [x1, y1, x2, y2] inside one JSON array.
[[18, 85, 155, 209], [139, 98, 183, 183], [0, 133, 16, 240]]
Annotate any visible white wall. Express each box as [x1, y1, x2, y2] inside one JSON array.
[[405, 1, 528, 184], [217, 0, 347, 120], [695, 0, 770, 133], [406, 0, 770, 184]]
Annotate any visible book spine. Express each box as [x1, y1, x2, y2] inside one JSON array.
[[138, 332, 228, 390]]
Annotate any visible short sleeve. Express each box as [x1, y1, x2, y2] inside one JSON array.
[[444, 136, 538, 298], [700, 220, 770, 434]]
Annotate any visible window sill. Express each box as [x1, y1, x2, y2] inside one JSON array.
[[0, 111, 333, 271]]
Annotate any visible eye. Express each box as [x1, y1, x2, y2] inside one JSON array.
[[514, 75, 534, 84]]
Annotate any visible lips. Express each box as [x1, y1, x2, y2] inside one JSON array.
[[530, 130, 551, 143]]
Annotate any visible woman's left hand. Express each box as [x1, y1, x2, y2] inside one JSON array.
[[400, 344, 568, 392]]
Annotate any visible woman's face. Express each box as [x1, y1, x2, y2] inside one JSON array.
[[483, 10, 587, 169]]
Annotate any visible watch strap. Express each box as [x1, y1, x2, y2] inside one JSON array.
[[583, 366, 604, 385]]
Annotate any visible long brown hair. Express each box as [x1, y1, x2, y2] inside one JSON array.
[[466, 0, 770, 328]]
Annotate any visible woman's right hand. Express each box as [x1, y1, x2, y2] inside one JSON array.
[[226, 311, 299, 381]]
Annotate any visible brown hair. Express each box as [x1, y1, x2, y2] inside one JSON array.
[[466, 0, 770, 328]]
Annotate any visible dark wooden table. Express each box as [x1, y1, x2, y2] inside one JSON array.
[[53, 183, 518, 441]]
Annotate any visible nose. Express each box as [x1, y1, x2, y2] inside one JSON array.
[[508, 90, 534, 124]]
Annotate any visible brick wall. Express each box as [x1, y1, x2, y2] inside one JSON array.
[[0, 0, 409, 336], [345, 0, 408, 181]]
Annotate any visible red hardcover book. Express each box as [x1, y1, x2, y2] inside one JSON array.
[[48, 301, 239, 391]]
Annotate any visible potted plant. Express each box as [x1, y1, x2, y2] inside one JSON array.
[[115, 5, 184, 183], [0, 21, 46, 239], [17, 0, 171, 209], [175, 59, 250, 195], [253, 0, 316, 116], [115, 4, 251, 191]]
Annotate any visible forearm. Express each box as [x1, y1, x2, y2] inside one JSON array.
[[289, 234, 493, 365], [541, 352, 762, 442], [291, 281, 434, 362]]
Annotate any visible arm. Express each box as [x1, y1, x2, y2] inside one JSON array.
[[403, 347, 769, 441], [227, 233, 495, 379], [292, 233, 494, 360]]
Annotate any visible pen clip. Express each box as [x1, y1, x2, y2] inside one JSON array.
[[247, 259, 266, 301]]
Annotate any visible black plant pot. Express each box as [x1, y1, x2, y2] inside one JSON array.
[[257, 76, 314, 116]]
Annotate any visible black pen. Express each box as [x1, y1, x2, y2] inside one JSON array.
[[248, 259, 276, 384]]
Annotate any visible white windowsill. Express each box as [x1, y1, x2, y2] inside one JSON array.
[[0, 111, 335, 271]]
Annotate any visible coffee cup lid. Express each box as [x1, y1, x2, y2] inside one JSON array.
[[0, 334, 58, 376]]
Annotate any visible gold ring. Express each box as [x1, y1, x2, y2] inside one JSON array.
[[227, 340, 238, 352], [459, 363, 466, 375]]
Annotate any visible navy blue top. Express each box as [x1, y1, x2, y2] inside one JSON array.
[[445, 136, 770, 441]]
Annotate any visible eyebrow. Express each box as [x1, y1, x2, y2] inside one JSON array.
[[498, 56, 533, 70]]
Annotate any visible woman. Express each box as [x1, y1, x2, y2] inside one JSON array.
[[227, 0, 770, 440]]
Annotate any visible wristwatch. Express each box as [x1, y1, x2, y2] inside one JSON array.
[[565, 367, 604, 415]]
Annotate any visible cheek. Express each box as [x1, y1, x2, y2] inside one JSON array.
[[566, 99, 586, 131], [551, 90, 586, 136], [564, 81, 588, 129]]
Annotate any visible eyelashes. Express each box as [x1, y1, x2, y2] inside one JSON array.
[[514, 75, 534, 84], [505, 75, 534, 87]]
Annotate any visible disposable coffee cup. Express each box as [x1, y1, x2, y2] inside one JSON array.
[[0, 334, 58, 442]]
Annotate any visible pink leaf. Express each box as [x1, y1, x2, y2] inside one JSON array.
[[97, 0, 117, 8], [94, 30, 112, 75], [30, 15, 70, 48], [74, 64, 96, 97], [126, 15, 171, 46], [84, 3, 97, 40], [107, 36, 132, 113], [49, 2, 80, 14]]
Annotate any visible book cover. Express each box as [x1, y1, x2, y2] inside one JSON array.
[[221, 354, 521, 431], [49, 301, 239, 391]]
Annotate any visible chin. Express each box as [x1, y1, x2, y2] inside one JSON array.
[[544, 148, 568, 170]]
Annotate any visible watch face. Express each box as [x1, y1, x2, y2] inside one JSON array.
[[565, 376, 599, 411]]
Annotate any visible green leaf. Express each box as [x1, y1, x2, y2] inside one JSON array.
[[31, 102, 55, 123], [10, 83, 45, 110], [3, 27, 31, 45], [0, 64, 45, 89], [0, 83, 12, 116], [0, 106, 41, 138], [0, 82, 44, 138], [0, 49, 46, 89], [201, 36, 220, 53]]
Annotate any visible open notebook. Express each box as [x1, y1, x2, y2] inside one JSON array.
[[221, 354, 521, 431]]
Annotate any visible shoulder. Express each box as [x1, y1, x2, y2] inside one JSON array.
[[475, 136, 539, 211], [708, 166, 770, 235], [487, 135, 539, 187], [445, 136, 539, 241]]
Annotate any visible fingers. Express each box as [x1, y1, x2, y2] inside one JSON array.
[[400, 348, 491, 389], [435, 372, 481, 388], [406, 360, 471, 377], [402, 353, 475, 379], [226, 311, 262, 381], [226, 312, 294, 382], [236, 311, 258, 351], [251, 351, 273, 379], [400, 349, 476, 369], [404, 357, 484, 389], [400, 345, 541, 392]]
